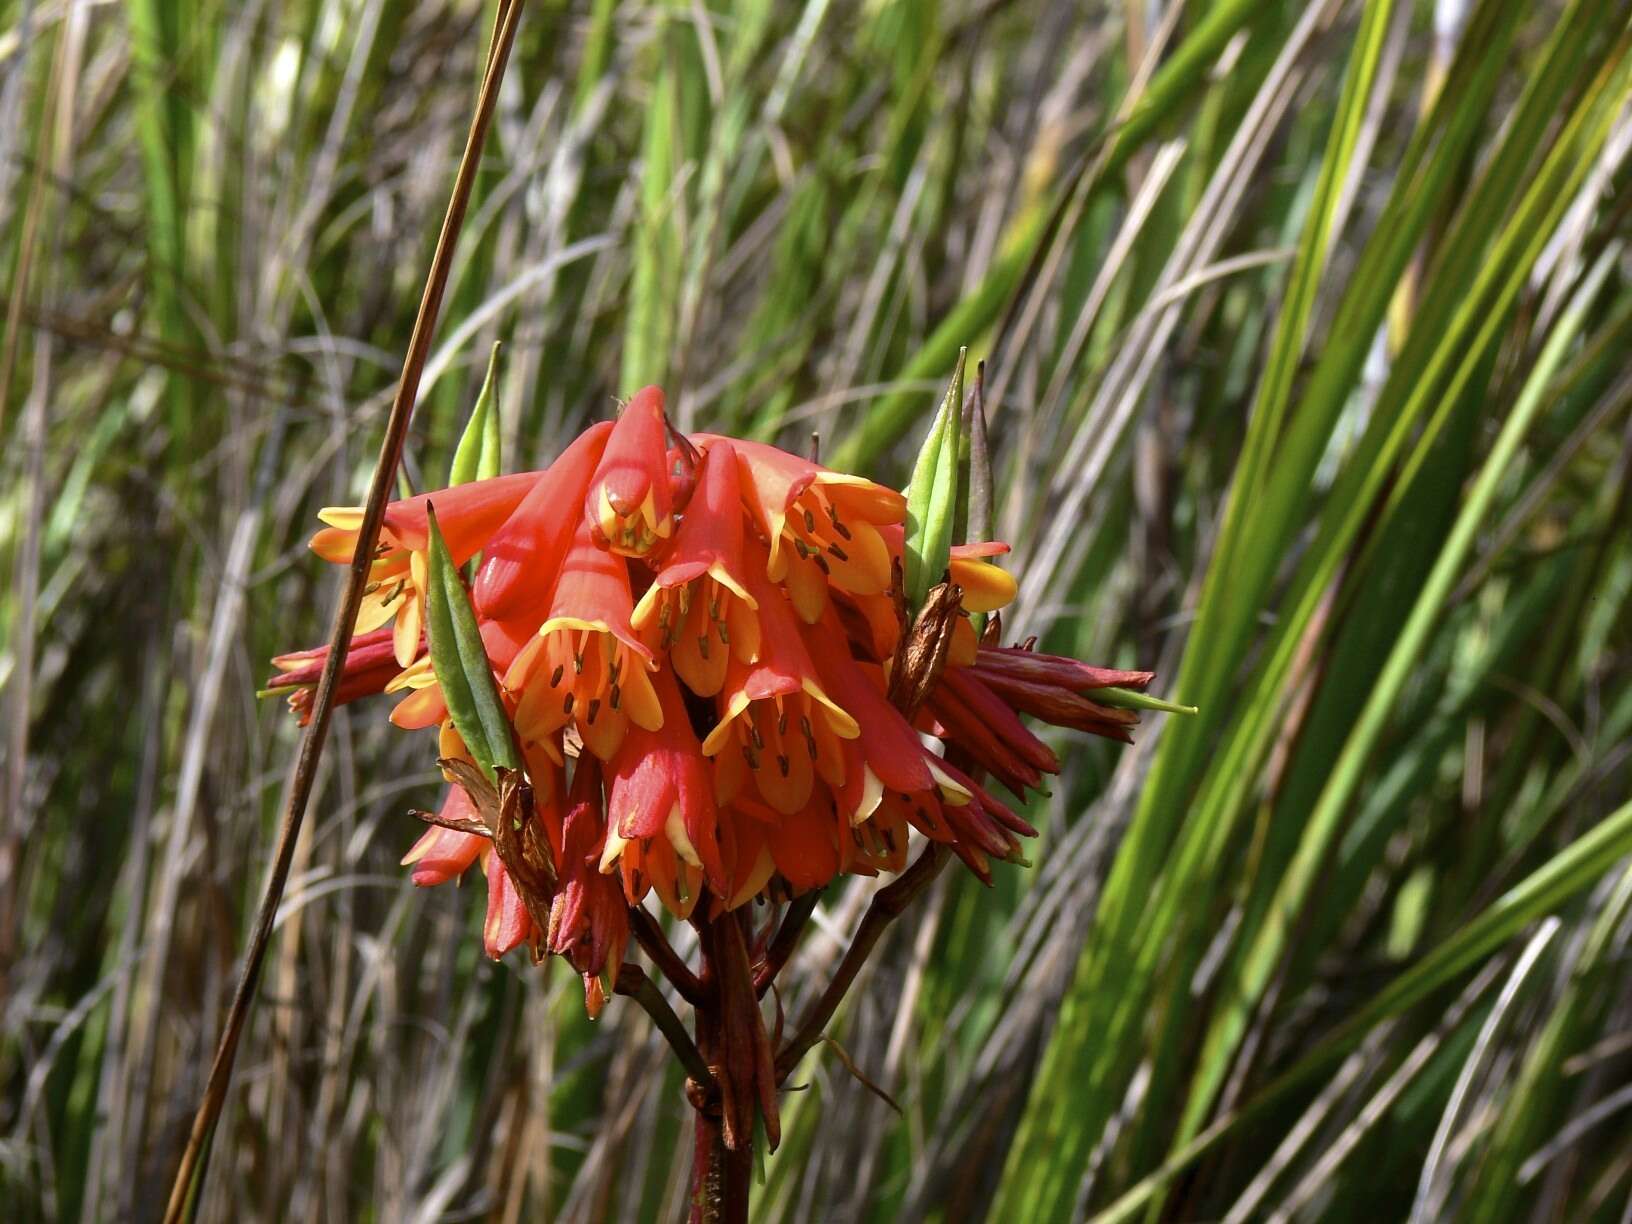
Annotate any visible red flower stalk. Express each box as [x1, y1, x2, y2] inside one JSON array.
[[269, 380, 1182, 1220]]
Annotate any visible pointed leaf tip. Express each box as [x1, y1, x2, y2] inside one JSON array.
[[449, 342, 504, 487], [904, 348, 967, 612]]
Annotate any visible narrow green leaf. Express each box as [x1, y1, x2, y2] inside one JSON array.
[[903, 348, 965, 609], [1092, 791, 1632, 1224], [425, 503, 519, 780], [449, 342, 503, 486]]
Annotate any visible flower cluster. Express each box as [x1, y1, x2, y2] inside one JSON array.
[[268, 388, 1152, 1011]]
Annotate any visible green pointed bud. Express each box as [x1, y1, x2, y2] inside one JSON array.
[[956, 360, 993, 633], [960, 360, 992, 545], [1094, 686, 1198, 716], [903, 348, 967, 611], [424, 503, 521, 780], [449, 341, 504, 487]]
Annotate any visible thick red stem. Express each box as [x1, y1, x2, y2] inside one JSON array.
[[689, 1101, 751, 1224], [688, 912, 754, 1224]]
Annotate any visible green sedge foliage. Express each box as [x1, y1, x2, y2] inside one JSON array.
[[3, 2, 1631, 1221]]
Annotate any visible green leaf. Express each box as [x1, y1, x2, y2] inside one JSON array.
[[449, 341, 503, 486], [902, 348, 965, 610], [1093, 792, 1632, 1224], [424, 503, 520, 780]]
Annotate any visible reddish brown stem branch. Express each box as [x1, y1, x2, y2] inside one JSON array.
[[754, 890, 819, 996], [774, 843, 950, 1082], [615, 964, 713, 1088], [159, 7, 525, 1222], [629, 904, 706, 1006]]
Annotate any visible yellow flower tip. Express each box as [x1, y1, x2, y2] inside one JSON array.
[[950, 556, 1018, 613], [595, 484, 621, 536], [384, 656, 435, 693], [707, 561, 754, 607], [701, 691, 752, 756], [400, 839, 430, 868], [802, 678, 860, 739], [539, 614, 613, 639], [392, 589, 424, 668], [524, 735, 565, 768], [850, 765, 884, 826], [639, 487, 673, 536], [728, 845, 777, 910], [665, 805, 704, 869], [763, 510, 791, 575], [310, 527, 359, 563], [629, 584, 662, 631], [599, 829, 630, 874], [622, 663, 665, 732], [926, 759, 972, 804], [317, 506, 366, 531]]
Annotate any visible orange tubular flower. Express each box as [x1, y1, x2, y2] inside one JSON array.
[[484, 854, 532, 959], [631, 440, 760, 697], [702, 556, 859, 816], [265, 625, 407, 725], [963, 646, 1152, 743], [803, 607, 941, 822], [474, 420, 612, 622], [603, 671, 720, 916], [585, 386, 677, 557], [400, 785, 485, 885], [547, 757, 629, 1016], [714, 436, 904, 618], [506, 521, 663, 762], [398, 781, 541, 961], [312, 469, 541, 666]]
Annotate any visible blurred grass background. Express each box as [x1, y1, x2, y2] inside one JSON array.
[[2, 0, 1631, 1219]]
